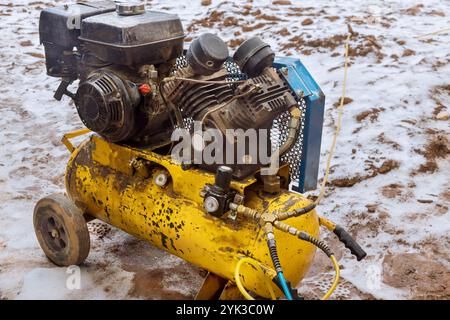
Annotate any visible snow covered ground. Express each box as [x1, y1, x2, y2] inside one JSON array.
[[0, 0, 449, 300]]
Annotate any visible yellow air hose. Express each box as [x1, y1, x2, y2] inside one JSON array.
[[321, 255, 340, 300], [234, 257, 277, 300], [234, 253, 340, 300]]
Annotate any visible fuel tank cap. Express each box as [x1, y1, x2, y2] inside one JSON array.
[[116, 2, 145, 16]]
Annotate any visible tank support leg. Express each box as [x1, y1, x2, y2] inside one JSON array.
[[195, 272, 228, 300], [195, 272, 244, 300]]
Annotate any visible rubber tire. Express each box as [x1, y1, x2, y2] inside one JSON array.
[[33, 193, 90, 266]]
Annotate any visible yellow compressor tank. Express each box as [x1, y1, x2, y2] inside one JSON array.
[[63, 134, 319, 299]]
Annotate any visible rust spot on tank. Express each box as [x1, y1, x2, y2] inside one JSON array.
[[281, 194, 301, 212], [218, 246, 234, 253], [160, 232, 169, 249], [169, 238, 178, 252]]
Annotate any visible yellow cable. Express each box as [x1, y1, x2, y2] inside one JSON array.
[[315, 34, 351, 206], [234, 257, 277, 300], [321, 255, 340, 300], [415, 27, 450, 39]]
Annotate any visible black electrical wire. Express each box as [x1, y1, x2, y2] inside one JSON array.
[[159, 81, 184, 128]]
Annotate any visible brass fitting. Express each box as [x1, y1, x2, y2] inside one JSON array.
[[131, 159, 151, 178], [235, 205, 261, 222]]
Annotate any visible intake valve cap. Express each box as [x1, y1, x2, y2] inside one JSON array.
[[116, 1, 145, 16], [233, 37, 275, 77], [186, 33, 229, 75]]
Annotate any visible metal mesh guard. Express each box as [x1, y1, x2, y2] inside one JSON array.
[[174, 56, 305, 182]]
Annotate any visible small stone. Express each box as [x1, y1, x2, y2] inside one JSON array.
[[301, 18, 314, 26], [201, 0, 211, 6], [273, 0, 292, 5], [436, 110, 449, 121], [402, 49, 416, 57], [20, 40, 32, 47]]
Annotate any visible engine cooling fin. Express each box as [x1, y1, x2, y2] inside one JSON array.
[[174, 55, 306, 183]]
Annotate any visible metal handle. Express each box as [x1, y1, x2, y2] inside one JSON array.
[[333, 225, 367, 261], [61, 129, 91, 153]]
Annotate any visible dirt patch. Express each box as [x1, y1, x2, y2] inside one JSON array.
[[355, 107, 385, 122], [365, 203, 378, 213], [346, 210, 387, 238], [347, 35, 385, 62], [430, 84, 450, 116], [333, 96, 353, 108], [441, 190, 450, 202], [129, 266, 202, 300], [186, 10, 224, 31], [402, 49, 416, 57], [273, 0, 292, 5], [241, 22, 266, 32], [25, 52, 44, 59], [402, 4, 424, 16], [377, 133, 401, 150], [223, 16, 238, 27], [329, 159, 399, 188], [412, 235, 450, 260], [110, 237, 204, 299], [426, 10, 446, 17], [255, 14, 284, 22], [19, 40, 32, 46], [414, 135, 450, 174], [325, 16, 340, 22], [301, 18, 314, 26], [381, 183, 404, 199], [88, 221, 111, 240], [329, 176, 364, 188], [378, 159, 399, 174], [276, 27, 291, 37], [382, 253, 450, 299], [228, 38, 244, 48]]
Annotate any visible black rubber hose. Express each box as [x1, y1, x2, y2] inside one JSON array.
[[267, 239, 282, 273], [266, 238, 293, 300], [294, 203, 316, 216], [298, 232, 333, 257]]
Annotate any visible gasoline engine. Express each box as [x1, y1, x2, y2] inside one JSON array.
[[34, 1, 366, 300]]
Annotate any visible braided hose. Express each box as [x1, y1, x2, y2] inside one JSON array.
[[298, 232, 333, 257], [264, 223, 293, 300], [277, 203, 316, 221]]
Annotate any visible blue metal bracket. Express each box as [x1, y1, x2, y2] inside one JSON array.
[[274, 56, 325, 193]]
